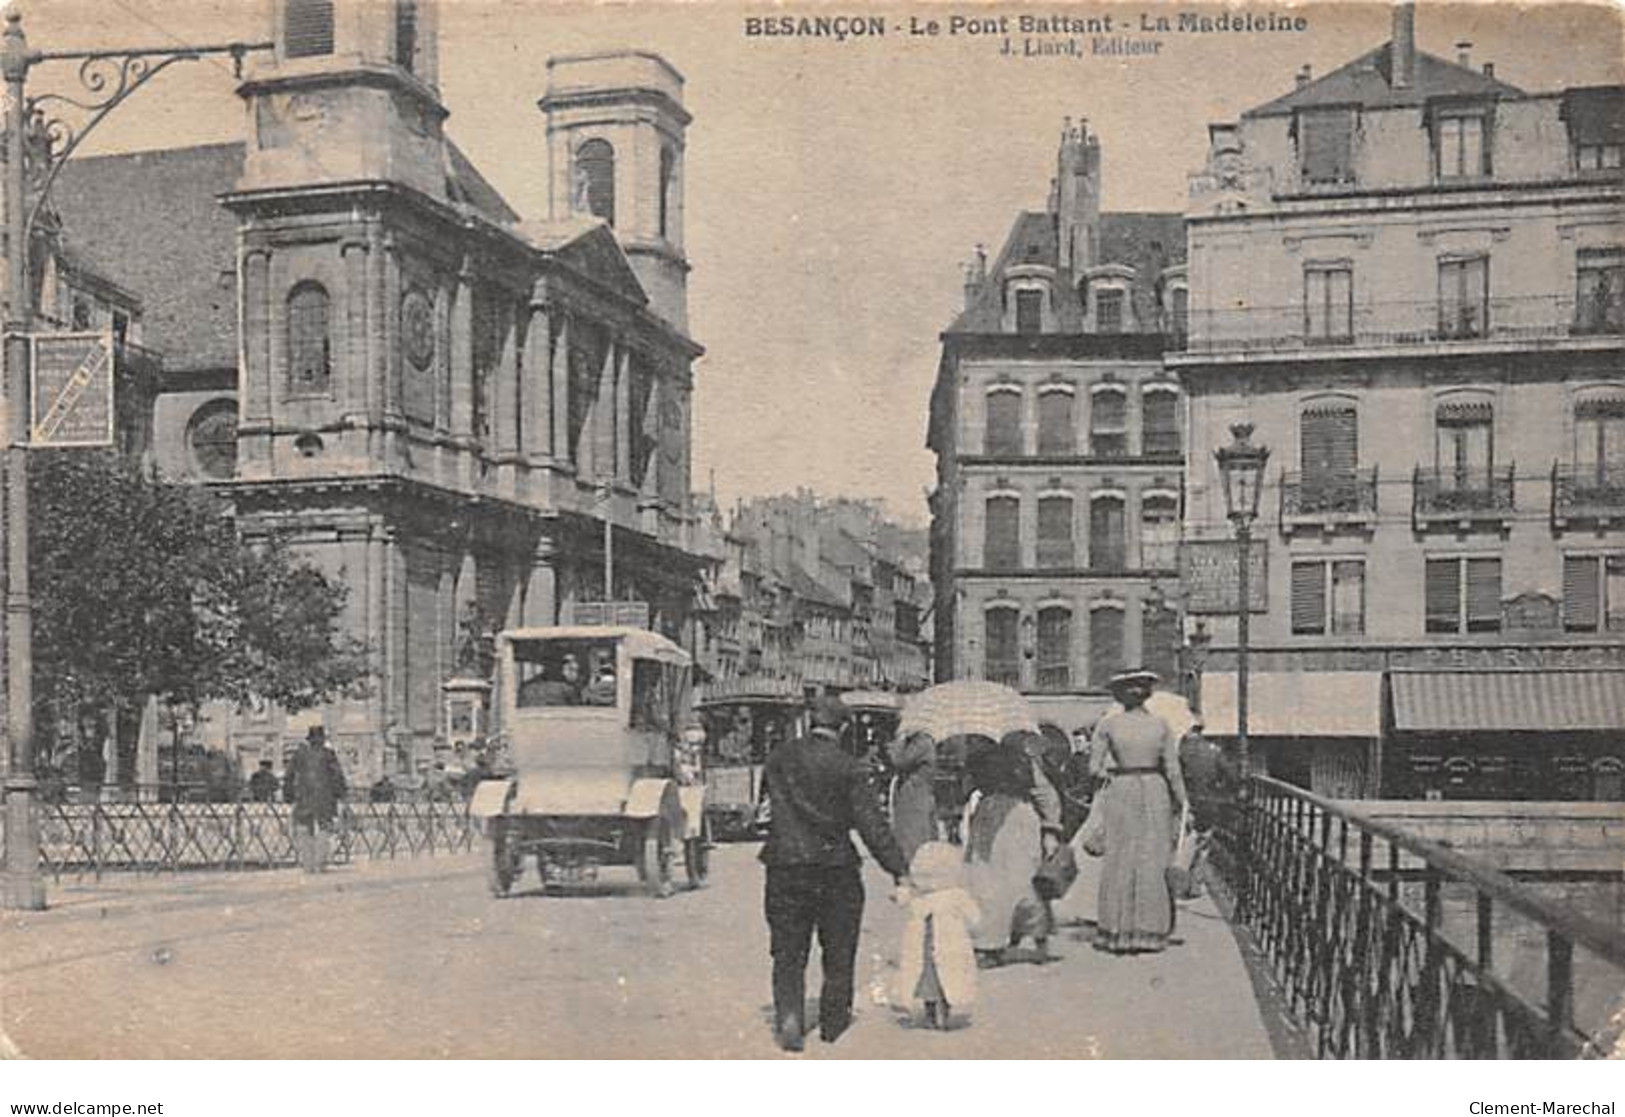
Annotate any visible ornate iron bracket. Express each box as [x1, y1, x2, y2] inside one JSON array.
[[22, 40, 272, 242]]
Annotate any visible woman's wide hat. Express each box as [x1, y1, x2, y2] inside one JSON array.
[[1108, 668, 1160, 688]]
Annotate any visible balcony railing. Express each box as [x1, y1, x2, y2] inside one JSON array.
[[1413, 464, 1515, 526], [1552, 460, 1625, 525], [1181, 295, 1623, 357], [1281, 468, 1379, 526]]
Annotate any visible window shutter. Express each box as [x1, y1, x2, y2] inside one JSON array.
[[1088, 609, 1124, 690], [1425, 559, 1461, 633], [1564, 556, 1601, 632], [1301, 405, 1357, 476], [984, 496, 1021, 569], [285, 0, 335, 58], [1331, 560, 1366, 635], [1037, 392, 1075, 454], [1090, 497, 1126, 571], [1036, 496, 1074, 568], [985, 609, 1020, 686], [1607, 557, 1625, 633], [1465, 558, 1502, 632], [1291, 563, 1327, 634], [1301, 110, 1353, 183], [985, 391, 1023, 455], [1143, 391, 1178, 455], [1036, 608, 1072, 690]]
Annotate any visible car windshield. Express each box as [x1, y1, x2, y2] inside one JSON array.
[[513, 638, 620, 708], [703, 704, 796, 765]]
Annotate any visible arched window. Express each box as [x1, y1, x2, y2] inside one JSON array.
[[1036, 494, 1074, 569], [984, 606, 1020, 688], [1088, 604, 1125, 690], [984, 386, 1022, 456], [287, 282, 331, 394], [1036, 606, 1072, 691], [1089, 494, 1126, 572], [395, 0, 418, 73], [1142, 386, 1180, 457], [1036, 386, 1074, 455], [984, 494, 1021, 570], [1091, 385, 1127, 457], [659, 146, 676, 241], [284, 0, 335, 58], [575, 139, 616, 225], [188, 400, 239, 480]]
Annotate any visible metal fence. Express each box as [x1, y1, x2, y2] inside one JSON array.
[[1214, 777, 1625, 1059], [2, 800, 479, 879]]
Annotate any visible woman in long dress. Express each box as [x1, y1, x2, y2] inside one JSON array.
[[1091, 669, 1188, 954], [887, 730, 938, 866], [964, 737, 1047, 966]]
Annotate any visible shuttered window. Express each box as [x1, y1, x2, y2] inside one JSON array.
[[395, 0, 418, 72], [1465, 558, 1502, 633], [1299, 109, 1355, 184], [1300, 405, 1357, 478], [1142, 389, 1179, 456], [1291, 562, 1327, 634], [284, 0, 335, 58], [1305, 265, 1353, 341], [1565, 556, 1602, 632], [1036, 496, 1074, 568], [1091, 388, 1127, 457], [1575, 395, 1625, 487], [985, 608, 1020, 687], [1036, 607, 1072, 691], [1036, 390, 1075, 454], [984, 496, 1021, 570], [1438, 256, 1489, 339], [1332, 561, 1365, 635], [985, 389, 1023, 455], [1425, 558, 1462, 634], [1015, 290, 1044, 335], [576, 139, 616, 225], [1088, 607, 1124, 690], [1089, 496, 1126, 571], [287, 282, 331, 395]]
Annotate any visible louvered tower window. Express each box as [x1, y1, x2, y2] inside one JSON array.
[[285, 0, 335, 58]]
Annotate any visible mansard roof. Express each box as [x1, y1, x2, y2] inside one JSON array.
[[1245, 43, 1525, 118]]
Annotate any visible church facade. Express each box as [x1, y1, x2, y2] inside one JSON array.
[[53, 0, 707, 784]]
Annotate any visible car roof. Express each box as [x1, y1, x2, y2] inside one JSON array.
[[501, 626, 691, 666]]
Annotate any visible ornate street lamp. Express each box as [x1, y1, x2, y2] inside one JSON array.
[[1214, 422, 1270, 785]]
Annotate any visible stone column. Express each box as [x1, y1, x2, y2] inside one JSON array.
[[449, 260, 474, 441], [522, 305, 552, 461], [523, 556, 557, 627], [551, 315, 571, 465], [241, 246, 273, 426], [615, 346, 631, 483], [493, 301, 519, 458], [340, 237, 369, 422]]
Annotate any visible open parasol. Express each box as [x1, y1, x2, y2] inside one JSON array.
[[897, 680, 1039, 744]]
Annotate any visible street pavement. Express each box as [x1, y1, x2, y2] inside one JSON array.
[[0, 844, 1276, 1059]]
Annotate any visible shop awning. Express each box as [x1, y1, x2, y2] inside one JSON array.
[[1390, 670, 1625, 732], [1200, 672, 1382, 738]]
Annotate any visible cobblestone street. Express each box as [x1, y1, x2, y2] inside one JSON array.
[[2, 845, 1274, 1059]]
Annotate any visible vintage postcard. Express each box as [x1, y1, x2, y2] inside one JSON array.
[[0, 0, 1621, 1084]]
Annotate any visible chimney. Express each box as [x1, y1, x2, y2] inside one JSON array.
[[1482, 62, 1495, 79], [1391, 2, 1415, 89], [1295, 65, 1312, 89], [962, 245, 987, 310], [1456, 41, 1472, 67]]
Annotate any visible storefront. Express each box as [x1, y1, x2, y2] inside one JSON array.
[[1199, 671, 1383, 799]]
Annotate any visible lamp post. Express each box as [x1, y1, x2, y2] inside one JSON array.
[[1214, 422, 1269, 785], [0, 12, 269, 910]]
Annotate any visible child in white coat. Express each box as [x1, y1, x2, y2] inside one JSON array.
[[893, 841, 981, 1030]]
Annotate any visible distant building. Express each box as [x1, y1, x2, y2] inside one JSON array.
[[1173, 4, 1625, 799], [50, 0, 708, 785], [928, 122, 1187, 732]]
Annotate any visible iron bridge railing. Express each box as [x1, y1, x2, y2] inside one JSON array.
[[0, 800, 478, 879], [1215, 776, 1625, 1059]]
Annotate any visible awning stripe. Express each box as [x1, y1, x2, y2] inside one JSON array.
[[1391, 671, 1625, 732]]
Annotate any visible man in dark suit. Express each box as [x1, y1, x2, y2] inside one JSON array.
[[760, 695, 909, 1053]]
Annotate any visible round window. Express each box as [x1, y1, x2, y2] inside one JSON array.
[[189, 401, 238, 480]]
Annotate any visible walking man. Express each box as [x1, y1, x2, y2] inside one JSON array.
[[760, 696, 910, 1053], [283, 726, 347, 873]]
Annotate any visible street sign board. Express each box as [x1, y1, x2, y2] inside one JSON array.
[[564, 600, 652, 628], [28, 331, 114, 448], [1181, 539, 1268, 614]]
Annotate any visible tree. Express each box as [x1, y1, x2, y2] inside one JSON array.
[[28, 450, 372, 774]]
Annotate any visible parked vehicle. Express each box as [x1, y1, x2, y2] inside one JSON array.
[[470, 626, 707, 898], [694, 679, 805, 839]]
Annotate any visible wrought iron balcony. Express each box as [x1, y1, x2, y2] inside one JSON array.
[[1552, 460, 1625, 526], [1412, 464, 1515, 527], [1180, 294, 1624, 357], [1280, 467, 1379, 528]]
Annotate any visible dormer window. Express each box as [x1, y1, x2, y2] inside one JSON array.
[[1094, 290, 1123, 333], [1082, 265, 1135, 333], [1015, 290, 1043, 335], [1562, 86, 1625, 175], [1003, 265, 1055, 334], [1430, 100, 1493, 181], [1297, 107, 1356, 186]]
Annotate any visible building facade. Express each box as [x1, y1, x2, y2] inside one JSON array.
[[52, 0, 708, 785], [929, 122, 1188, 731], [1172, 5, 1625, 799]]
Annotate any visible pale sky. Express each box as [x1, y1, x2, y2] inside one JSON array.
[[19, 0, 1624, 525]]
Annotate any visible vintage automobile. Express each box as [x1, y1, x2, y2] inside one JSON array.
[[839, 689, 905, 811], [470, 626, 707, 898], [694, 679, 805, 840]]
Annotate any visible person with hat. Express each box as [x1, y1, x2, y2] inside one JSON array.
[[282, 725, 348, 873], [759, 694, 910, 1053], [1090, 669, 1188, 954]]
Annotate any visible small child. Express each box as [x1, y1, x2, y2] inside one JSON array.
[[894, 841, 981, 1031]]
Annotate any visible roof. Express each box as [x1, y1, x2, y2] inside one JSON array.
[[500, 626, 690, 666], [53, 142, 244, 372], [786, 565, 848, 611], [518, 218, 648, 306], [946, 210, 1184, 336], [50, 138, 523, 373], [1245, 43, 1525, 117]]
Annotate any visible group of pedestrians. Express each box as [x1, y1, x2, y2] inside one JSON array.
[[759, 669, 1196, 1052]]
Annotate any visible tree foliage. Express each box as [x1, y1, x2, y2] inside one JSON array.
[[29, 451, 372, 745]]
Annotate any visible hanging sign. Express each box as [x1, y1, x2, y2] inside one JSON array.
[[29, 330, 115, 448]]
